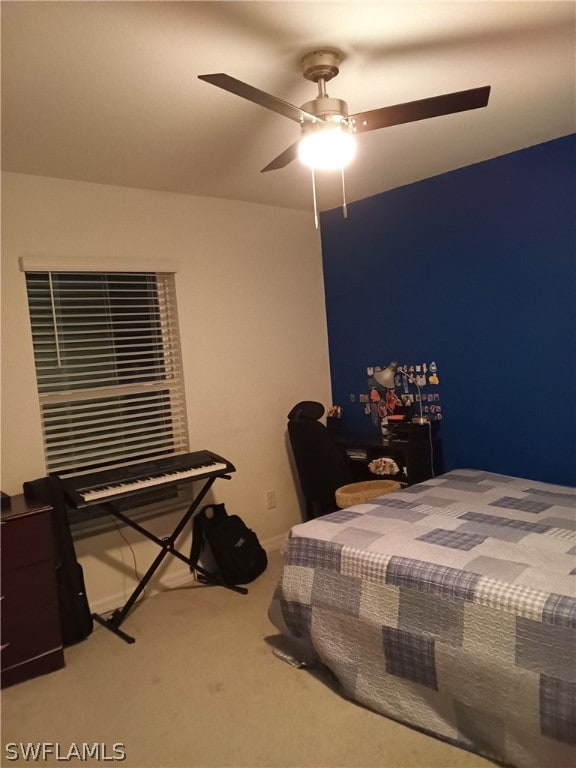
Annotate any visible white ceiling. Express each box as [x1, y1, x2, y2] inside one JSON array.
[[2, 1, 575, 213]]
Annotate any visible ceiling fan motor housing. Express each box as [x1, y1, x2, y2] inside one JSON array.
[[301, 97, 349, 122], [301, 49, 342, 83]]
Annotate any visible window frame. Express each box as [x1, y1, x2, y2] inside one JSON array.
[[21, 258, 190, 536]]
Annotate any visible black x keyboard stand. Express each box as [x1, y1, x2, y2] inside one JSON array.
[[56, 452, 240, 644]]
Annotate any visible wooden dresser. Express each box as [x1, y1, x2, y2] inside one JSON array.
[[1, 494, 64, 688]]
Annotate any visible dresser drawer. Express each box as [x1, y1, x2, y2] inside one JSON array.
[[1, 599, 63, 670], [1, 506, 54, 572], [1, 647, 64, 688], [2, 558, 59, 616]]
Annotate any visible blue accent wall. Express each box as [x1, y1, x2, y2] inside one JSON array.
[[320, 135, 576, 486]]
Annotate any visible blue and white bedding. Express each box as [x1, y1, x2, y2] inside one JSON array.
[[268, 469, 576, 767]]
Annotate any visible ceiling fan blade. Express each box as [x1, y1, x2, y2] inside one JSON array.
[[351, 85, 491, 133], [261, 142, 300, 173], [198, 73, 317, 124]]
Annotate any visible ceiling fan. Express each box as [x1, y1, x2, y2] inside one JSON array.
[[199, 49, 491, 224]]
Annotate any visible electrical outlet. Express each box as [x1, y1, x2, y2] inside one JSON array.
[[266, 490, 277, 510]]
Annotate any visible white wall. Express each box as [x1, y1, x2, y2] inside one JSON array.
[[1, 172, 331, 611]]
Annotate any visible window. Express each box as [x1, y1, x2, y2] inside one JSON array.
[[25, 269, 189, 533]]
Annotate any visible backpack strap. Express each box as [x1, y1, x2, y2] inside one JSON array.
[[189, 509, 205, 569], [189, 507, 216, 583], [206, 502, 227, 520], [190, 502, 227, 566]]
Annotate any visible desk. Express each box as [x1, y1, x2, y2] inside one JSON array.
[[335, 422, 439, 486]]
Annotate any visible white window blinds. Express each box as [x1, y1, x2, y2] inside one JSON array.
[[25, 271, 189, 478]]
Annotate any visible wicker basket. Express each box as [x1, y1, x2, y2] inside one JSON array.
[[335, 479, 401, 509]]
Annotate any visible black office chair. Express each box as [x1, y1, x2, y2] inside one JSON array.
[[287, 401, 353, 520], [287, 401, 402, 520]]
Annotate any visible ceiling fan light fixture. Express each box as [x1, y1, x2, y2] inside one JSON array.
[[298, 125, 356, 171]]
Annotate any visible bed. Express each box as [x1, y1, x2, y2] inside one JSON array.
[[268, 469, 576, 768]]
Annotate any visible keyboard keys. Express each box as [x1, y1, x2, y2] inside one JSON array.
[[80, 461, 227, 502], [55, 450, 235, 508]]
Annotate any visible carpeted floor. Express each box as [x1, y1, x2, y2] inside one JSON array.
[[1, 549, 498, 768]]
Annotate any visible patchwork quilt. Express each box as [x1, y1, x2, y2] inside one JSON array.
[[268, 469, 576, 767]]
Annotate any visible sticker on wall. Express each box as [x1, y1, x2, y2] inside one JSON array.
[[363, 357, 445, 427], [386, 389, 402, 413]]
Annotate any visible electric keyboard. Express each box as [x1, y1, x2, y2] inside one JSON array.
[[53, 450, 235, 509]]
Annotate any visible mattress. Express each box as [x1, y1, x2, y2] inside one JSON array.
[[268, 469, 576, 767]]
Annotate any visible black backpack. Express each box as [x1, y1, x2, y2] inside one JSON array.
[[190, 503, 267, 587]]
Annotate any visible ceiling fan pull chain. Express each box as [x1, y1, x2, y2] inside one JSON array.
[[311, 167, 319, 230], [340, 168, 348, 219]]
